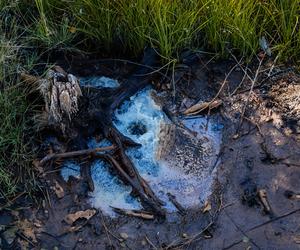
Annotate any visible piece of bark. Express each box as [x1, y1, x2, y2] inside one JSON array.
[[111, 207, 154, 220], [183, 99, 222, 115]]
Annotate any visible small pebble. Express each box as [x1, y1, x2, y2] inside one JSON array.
[[120, 232, 128, 240], [182, 233, 188, 239]]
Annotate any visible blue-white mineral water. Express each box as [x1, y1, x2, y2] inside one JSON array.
[[61, 76, 222, 216]]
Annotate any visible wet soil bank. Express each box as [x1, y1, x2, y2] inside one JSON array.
[[1, 54, 300, 250]]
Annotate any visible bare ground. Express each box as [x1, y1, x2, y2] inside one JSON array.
[[1, 56, 300, 250]]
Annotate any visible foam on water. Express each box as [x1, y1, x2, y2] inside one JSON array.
[[113, 89, 222, 211], [61, 76, 222, 216]]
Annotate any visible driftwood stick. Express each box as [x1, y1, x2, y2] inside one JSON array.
[[111, 207, 154, 220], [39, 145, 115, 166]]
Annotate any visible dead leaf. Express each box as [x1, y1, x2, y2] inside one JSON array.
[[52, 181, 64, 199], [69, 26, 77, 33], [184, 99, 222, 115], [16, 219, 41, 244], [202, 200, 212, 213], [64, 209, 97, 225]]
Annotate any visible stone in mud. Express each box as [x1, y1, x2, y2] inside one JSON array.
[[120, 232, 129, 240]]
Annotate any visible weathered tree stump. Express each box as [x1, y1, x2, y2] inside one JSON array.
[[24, 48, 166, 217]]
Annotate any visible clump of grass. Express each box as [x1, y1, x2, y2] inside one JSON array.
[[148, 0, 208, 60], [262, 0, 300, 62], [72, 0, 119, 51], [0, 87, 33, 199], [29, 0, 77, 49], [70, 0, 209, 59], [0, 4, 37, 203], [68, 0, 299, 62]]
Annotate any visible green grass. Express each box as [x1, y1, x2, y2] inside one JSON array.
[[0, 2, 37, 203], [0, 87, 33, 199], [34, 0, 300, 62], [1, 0, 298, 62]]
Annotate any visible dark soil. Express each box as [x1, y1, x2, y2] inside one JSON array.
[[1, 55, 300, 250]]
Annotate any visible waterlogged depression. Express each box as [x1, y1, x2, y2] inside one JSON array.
[[61, 76, 222, 216]]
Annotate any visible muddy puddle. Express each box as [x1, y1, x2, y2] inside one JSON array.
[[61, 76, 222, 216], [3, 57, 298, 250]]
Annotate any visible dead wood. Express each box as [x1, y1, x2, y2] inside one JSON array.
[[96, 154, 165, 217], [167, 193, 186, 215], [257, 189, 272, 215], [38, 48, 166, 217], [39, 145, 115, 166], [183, 99, 222, 115], [284, 190, 300, 200], [22, 66, 82, 135], [111, 207, 154, 220]]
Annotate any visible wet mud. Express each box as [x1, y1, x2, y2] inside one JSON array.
[[1, 56, 300, 250]]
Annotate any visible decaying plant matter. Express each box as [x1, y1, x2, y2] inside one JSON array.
[[23, 49, 166, 217], [21, 66, 82, 134]]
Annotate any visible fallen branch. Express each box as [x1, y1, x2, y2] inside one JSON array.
[[183, 58, 242, 116], [111, 207, 154, 220], [97, 154, 166, 217], [247, 207, 300, 232], [183, 99, 222, 116], [39, 145, 115, 166]]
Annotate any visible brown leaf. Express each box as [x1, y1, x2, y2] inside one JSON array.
[[16, 219, 41, 244], [64, 209, 97, 225], [184, 99, 222, 115], [202, 200, 212, 213]]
